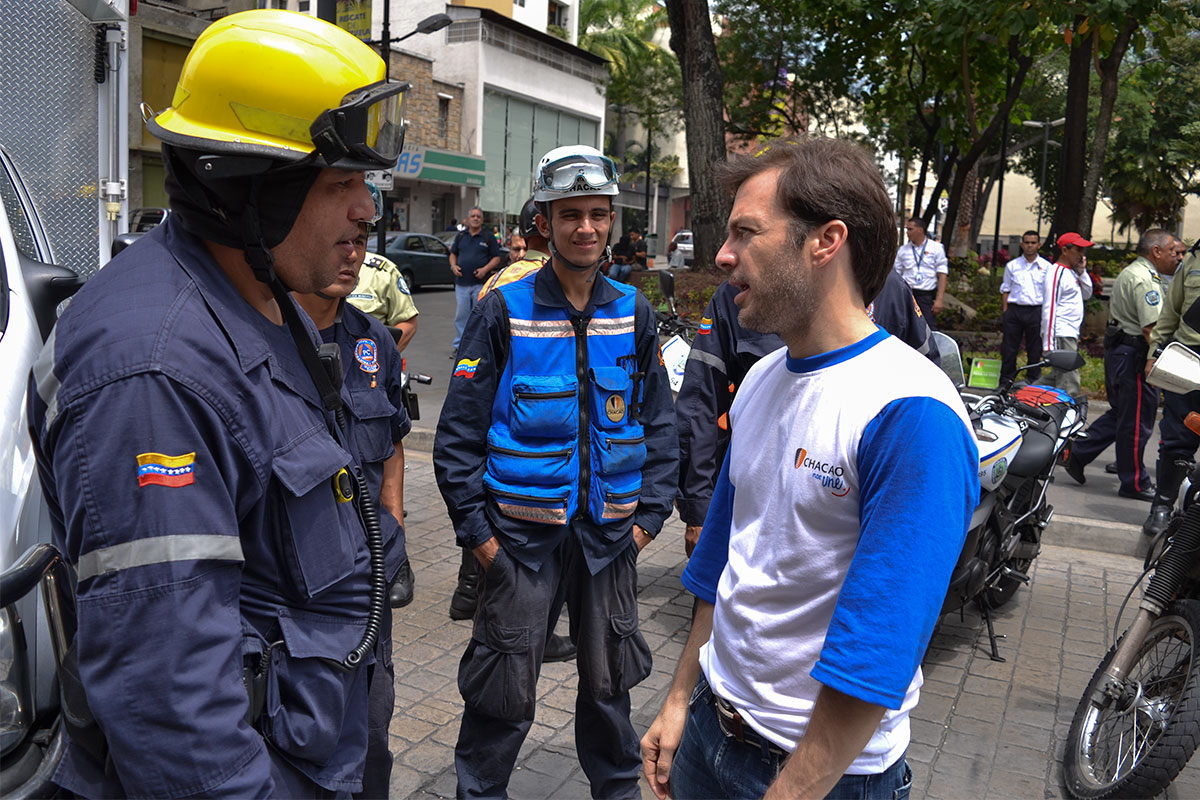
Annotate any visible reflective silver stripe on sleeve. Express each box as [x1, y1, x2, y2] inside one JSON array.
[[76, 534, 245, 582], [33, 325, 61, 428], [916, 331, 933, 356], [686, 347, 727, 375]]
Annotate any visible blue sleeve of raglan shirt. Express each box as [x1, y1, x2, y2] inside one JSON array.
[[810, 396, 979, 709], [681, 448, 735, 605]]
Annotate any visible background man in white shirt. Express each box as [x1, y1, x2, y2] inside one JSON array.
[[892, 217, 948, 329], [1000, 230, 1051, 384]]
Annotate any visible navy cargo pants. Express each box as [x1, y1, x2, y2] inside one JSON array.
[[454, 534, 651, 799], [1072, 341, 1158, 493]]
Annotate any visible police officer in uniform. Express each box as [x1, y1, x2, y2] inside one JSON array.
[[347, 217, 420, 352], [433, 145, 677, 798], [27, 11, 405, 796], [1064, 229, 1181, 499], [893, 216, 949, 328], [1143, 239, 1200, 535], [676, 271, 940, 554]]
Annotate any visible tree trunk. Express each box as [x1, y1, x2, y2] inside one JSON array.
[[941, 40, 1033, 249], [1053, 16, 1093, 239], [970, 161, 1000, 257], [1080, 15, 1136, 239], [665, 0, 729, 271], [951, 163, 978, 257]]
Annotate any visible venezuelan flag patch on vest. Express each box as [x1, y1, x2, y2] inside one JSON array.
[[454, 357, 481, 378], [137, 452, 196, 488]]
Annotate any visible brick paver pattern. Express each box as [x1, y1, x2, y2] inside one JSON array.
[[391, 452, 1200, 798]]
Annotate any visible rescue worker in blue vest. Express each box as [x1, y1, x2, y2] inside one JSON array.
[[433, 144, 678, 798], [676, 271, 940, 554], [293, 209, 414, 799], [26, 11, 405, 796]]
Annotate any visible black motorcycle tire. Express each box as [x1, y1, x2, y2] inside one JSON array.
[[1063, 599, 1200, 799], [980, 525, 1039, 609]]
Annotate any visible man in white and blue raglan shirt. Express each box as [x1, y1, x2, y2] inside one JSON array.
[[641, 138, 980, 800]]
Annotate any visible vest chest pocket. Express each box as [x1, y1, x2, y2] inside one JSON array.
[[487, 428, 575, 485], [590, 429, 646, 476], [510, 375, 578, 438], [348, 387, 398, 465], [271, 429, 358, 600], [589, 366, 634, 430]]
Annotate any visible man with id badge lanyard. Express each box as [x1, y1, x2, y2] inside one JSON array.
[[893, 216, 948, 328]]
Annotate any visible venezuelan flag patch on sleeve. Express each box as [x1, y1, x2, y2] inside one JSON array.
[[453, 357, 480, 379], [137, 452, 196, 488], [698, 317, 713, 335]]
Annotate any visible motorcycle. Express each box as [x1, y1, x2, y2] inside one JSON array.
[[654, 270, 699, 394], [935, 333, 1088, 660], [1064, 341, 1200, 799], [384, 327, 433, 421]]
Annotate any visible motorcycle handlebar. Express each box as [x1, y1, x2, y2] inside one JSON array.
[[409, 373, 432, 385]]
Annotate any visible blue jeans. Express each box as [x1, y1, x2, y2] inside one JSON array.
[[609, 262, 633, 283], [671, 676, 912, 800], [453, 283, 479, 349]]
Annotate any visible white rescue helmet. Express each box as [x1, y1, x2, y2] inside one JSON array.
[[533, 145, 620, 203]]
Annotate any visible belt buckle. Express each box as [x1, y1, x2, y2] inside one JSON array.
[[714, 695, 746, 742]]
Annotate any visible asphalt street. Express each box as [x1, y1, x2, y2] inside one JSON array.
[[388, 278, 1194, 798]]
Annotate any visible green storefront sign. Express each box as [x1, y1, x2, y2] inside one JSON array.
[[392, 146, 486, 187]]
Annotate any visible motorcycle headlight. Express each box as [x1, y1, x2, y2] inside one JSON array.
[[0, 606, 32, 756]]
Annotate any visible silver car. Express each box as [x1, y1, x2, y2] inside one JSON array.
[[1, 146, 84, 797]]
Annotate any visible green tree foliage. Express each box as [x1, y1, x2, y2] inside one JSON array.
[[1104, 18, 1200, 233]]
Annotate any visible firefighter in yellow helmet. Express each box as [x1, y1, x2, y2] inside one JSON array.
[[28, 10, 409, 797]]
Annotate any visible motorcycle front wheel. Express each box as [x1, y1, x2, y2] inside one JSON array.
[[1064, 599, 1200, 799]]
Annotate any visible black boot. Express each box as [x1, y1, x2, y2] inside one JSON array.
[[1143, 458, 1190, 537], [389, 560, 415, 608], [449, 546, 482, 621]]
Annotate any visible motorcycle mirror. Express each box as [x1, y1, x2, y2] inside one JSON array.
[[1044, 349, 1086, 372], [658, 270, 675, 301]]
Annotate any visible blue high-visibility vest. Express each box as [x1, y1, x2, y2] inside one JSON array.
[[484, 275, 647, 526]]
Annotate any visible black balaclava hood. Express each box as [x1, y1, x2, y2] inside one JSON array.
[[163, 143, 323, 284]]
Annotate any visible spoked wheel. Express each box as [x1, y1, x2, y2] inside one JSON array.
[[1064, 599, 1200, 798]]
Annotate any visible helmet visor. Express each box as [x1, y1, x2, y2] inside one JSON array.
[[538, 153, 619, 193], [311, 80, 409, 168]]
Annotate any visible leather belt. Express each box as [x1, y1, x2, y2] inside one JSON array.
[[712, 693, 789, 758]]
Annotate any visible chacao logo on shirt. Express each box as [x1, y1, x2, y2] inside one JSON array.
[[794, 447, 850, 497]]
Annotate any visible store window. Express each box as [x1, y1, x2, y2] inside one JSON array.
[[481, 89, 598, 216]]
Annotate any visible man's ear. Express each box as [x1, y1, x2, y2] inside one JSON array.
[[535, 213, 551, 239], [809, 220, 849, 270]]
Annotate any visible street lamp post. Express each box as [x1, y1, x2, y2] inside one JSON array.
[[367, 10, 453, 254], [1021, 117, 1065, 239]]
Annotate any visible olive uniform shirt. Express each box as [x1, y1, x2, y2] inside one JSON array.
[[1151, 250, 1200, 350], [1109, 256, 1164, 337], [348, 254, 419, 327]]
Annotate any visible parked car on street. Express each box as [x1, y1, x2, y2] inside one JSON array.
[[385, 232, 456, 288], [1, 145, 85, 798]]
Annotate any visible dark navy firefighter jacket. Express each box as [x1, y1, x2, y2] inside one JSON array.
[[27, 219, 399, 797], [321, 302, 411, 576], [434, 265, 678, 574]]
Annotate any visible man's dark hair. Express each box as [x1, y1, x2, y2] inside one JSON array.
[[1023, 230, 1038, 240], [907, 217, 927, 233], [717, 138, 896, 303], [1137, 229, 1172, 256]]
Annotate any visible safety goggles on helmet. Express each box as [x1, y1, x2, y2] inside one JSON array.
[[311, 81, 409, 169], [537, 152, 620, 194]]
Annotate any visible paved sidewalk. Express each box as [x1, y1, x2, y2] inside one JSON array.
[[390, 451, 1200, 798]]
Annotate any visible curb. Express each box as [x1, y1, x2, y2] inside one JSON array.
[[1046, 513, 1151, 562], [406, 426, 437, 454]]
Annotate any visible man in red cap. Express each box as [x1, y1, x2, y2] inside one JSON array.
[[1062, 229, 1180, 500], [1040, 232, 1094, 405]]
